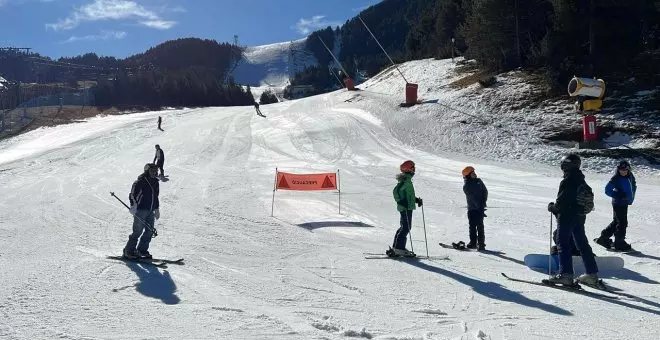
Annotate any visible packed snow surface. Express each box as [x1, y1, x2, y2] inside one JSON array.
[[1, 58, 659, 340]]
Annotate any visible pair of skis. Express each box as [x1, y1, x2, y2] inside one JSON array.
[[107, 255, 184, 268]]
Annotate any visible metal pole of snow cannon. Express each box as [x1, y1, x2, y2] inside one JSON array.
[[421, 203, 429, 258], [271, 168, 277, 217], [548, 212, 553, 278], [358, 15, 408, 84], [337, 169, 341, 215], [110, 192, 157, 237], [318, 36, 351, 87]]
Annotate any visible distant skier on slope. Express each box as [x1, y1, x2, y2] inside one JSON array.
[[462, 166, 488, 250], [157, 116, 163, 131], [546, 154, 600, 286], [595, 160, 636, 251], [123, 163, 161, 259], [254, 101, 265, 117], [386, 160, 423, 257], [153, 144, 165, 177]]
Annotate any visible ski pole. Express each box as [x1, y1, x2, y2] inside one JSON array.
[[421, 203, 429, 258], [548, 212, 553, 278], [110, 192, 158, 237], [406, 211, 414, 254]]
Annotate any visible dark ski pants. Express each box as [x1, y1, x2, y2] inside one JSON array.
[[601, 204, 628, 243], [124, 210, 155, 254], [156, 162, 164, 176], [467, 210, 485, 246], [556, 219, 598, 275], [393, 210, 413, 250]]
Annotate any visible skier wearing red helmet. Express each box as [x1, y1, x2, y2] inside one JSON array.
[[387, 160, 423, 257]]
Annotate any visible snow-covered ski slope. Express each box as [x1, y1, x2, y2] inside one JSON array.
[[1, 59, 660, 340]]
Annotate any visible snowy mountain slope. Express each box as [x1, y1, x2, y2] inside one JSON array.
[[1, 62, 660, 339], [234, 39, 317, 88], [353, 57, 660, 175]]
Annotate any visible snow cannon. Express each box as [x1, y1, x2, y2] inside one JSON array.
[[344, 78, 356, 91], [568, 77, 606, 99], [405, 83, 418, 105]]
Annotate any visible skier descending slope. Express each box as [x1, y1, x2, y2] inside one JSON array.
[[386, 160, 423, 257], [546, 154, 600, 286], [123, 163, 161, 259]]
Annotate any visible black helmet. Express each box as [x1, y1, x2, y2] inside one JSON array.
[[560, 154, 581, 172], [144, 163, 158, 172], [617, 160, 630, 170]]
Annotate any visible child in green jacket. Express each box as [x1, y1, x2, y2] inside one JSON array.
[[387, 160, 423, 257]]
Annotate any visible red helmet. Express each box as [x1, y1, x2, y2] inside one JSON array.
[[400, 160, 415, 173], [462, 166, 475, 177]]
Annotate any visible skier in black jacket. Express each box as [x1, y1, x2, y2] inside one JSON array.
[[546, 154, 599, 286], [153, 144, 165, 177], [462, 166, 488, 250], [123, 163, 161, 259]]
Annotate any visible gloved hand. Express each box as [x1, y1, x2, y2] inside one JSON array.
[[154, 209, 160, 220], [129, 204, 137, 216], [415, 197, 423, 207], [547, 202, 558, 214]]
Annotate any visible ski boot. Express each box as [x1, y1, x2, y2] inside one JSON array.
[[387, 247, 416, 258], [594, 236, 612, 249], [576, 273, 603, 289], [613, 240, 632, 252], [453, 241, 468, 250], [544, 273, 576, 287], [123, 248, 138, 259], [477, 244, 486, 251], [137, 250, 153, 259]]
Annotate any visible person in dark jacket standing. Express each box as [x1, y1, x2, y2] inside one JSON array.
[[153, 144, 165, 177], [157, 116, 163, 131], [124, 163, 161, 259], [547, 154, 599, 286], [462, 166, 488, 250], [595, 160, 636, 251], [387, 160, 423, 257]]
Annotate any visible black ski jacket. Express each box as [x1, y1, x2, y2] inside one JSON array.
[[153, 148, 165, 165], [554, 169, 586, 224], [129, 173, 160, 211], [463, 177, 488, 211]]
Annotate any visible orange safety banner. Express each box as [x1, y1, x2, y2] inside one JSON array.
[[276, 172, 337, 191]]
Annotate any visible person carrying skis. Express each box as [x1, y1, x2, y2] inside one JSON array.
[[546, 154, 599, 286], [462, 166, 488, 250], [387, 160, 423, 257], [123, 163, 161, 259], [595, 160, 636, 251], [153, 144, 165, 177]]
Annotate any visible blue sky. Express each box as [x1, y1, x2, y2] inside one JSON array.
[[0, 0, 381, 59]]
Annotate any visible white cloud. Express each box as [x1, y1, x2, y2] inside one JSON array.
[[46, 0, 178, 31], [61, 30, 127, 43], [294, 15, 340, 35], [140, 19, 176, 30]]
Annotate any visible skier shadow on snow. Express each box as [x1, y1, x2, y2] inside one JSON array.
[[403, 260, 572, 315], [121, 261, 180, 305], [296, 221, 376, 231], [623, 251, 660, 262], [478, 250, 526, 266], [406, 261, 660, 316]]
